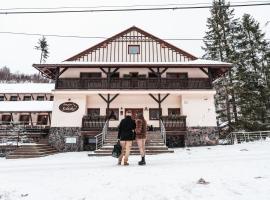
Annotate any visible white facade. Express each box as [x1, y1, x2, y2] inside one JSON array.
[[51, 90, 216, 128]]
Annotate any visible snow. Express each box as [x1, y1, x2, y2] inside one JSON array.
[[1, 141, 270, 200], [0, 101, 53, 112], [47, 58, 232, 66], [0, 83, 54, 94]]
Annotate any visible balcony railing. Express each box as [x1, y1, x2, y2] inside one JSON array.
[[81, 115, 107, 131], [161, 115, 187, 131], [56, 78, 212, 90]]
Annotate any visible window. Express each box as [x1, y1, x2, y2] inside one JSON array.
[[168, 108, 181, 116], [37, 96, 45, 101], [129, 72, 139, 78], [10, 96, 18, 101], [166, 73, 188, 79], [80, 72, 102, 78], [110, 72, 120, 78], [128, 45, 140, 54], [87, 108, 100, 117], [149, 108, 162, 120], [50, 96, 54, 101], [0, 96, 4, 101], [23, 96, 31, 101], [37, 115, 48, 125], [148, 72, 158, 78], [2, 115, 11, 125], [106, 108, 119, 120], [19, 115, 30, 125]]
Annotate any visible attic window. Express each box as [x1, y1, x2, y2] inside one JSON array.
[[128, 45, 140, 54]]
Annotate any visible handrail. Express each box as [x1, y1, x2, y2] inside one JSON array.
[[160, 120, 166, 145], [228, 130, 270, 144], [94, 120, 109, 150]]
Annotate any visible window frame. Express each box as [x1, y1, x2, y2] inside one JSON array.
[[149, 108, 162, 120], [23, 96, 31, 101], [168, 108, 181, 116], [37, 96, 45, 101], [128, 45, 140, 54], [87, 108, 100, 117], [10, 96, 18, 101], [106, 108, 119, 120]]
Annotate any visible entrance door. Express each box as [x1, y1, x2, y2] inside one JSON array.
[[125, 108, 143, 119]]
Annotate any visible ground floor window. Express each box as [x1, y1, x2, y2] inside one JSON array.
[[23, 96, 31, 101], [37, 115, 48, 125], [149, 108, 162, 120], [19, 115, 30, 125], [107, 108, 119, 120], [37, 96, 45, 101], [168, 108, 181, 116], [1, 115, 12, 124], [87, 108, 100, 117]]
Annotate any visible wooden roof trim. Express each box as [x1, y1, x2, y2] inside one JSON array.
[[133, 26, 197, 60], [65, 26, 198, 61], [65, 26, 136, 61]]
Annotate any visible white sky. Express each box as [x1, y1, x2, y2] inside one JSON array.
[[0, 0, 270, 74]]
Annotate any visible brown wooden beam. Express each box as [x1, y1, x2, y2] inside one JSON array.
[[161, 93, 170, 103], [31, 94, 35, 100], [99, 67, 108, 74], [48, 112, 51, 125], [98, 94, 108, 103], [149, 93, 159, 103], [58, 67, 69, 77], [160, 68, 168, 75], [200, 67, 208, 76], [3, 94, 7, 100], [109, 94, 119, 103]]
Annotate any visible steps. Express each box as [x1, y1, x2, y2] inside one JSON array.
[[89, 131, 174, 156], [6, 144, 58, 159]]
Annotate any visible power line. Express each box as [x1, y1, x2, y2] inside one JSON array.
[[0, 31, 269, 41], [1, 1, 269, 11], [1, 2, 270, 15]]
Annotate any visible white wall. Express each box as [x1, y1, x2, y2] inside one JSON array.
[[181, 94, 217, 127], [87, 94, 181, 127], [60, 67, 207, 78], [51, 94, 87, 127]]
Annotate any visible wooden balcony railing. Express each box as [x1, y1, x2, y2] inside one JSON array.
[[81, 115, 107, 131], [161, 115, 187, 131], [56, 78, 212, 90]]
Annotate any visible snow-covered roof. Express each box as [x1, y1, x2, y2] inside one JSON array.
[[0, 83, 55, 94], [57, 58, 232, 66], [0, 101, 53, 112]]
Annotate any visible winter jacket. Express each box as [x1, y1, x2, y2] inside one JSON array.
[[135, 119, 147, 139], [117, 116, 136, 141]]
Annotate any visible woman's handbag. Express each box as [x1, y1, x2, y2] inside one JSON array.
[[112, 140, 122, 158]]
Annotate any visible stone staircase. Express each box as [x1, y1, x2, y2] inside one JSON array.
[[89, 131, 174, 156], [6, 144, 58, 159]]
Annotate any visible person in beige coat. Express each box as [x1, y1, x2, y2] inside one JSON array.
[[135, 113, 147, 165]]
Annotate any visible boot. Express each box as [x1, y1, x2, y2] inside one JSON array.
[[138, 156, 146, 165]]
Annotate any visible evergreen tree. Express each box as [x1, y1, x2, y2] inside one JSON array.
[[235, 14, 270, 130], [35, 36, 49, 64], [203, 0, 239, 129]]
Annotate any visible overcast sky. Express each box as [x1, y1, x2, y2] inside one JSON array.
[[0, 0, 270, 74]]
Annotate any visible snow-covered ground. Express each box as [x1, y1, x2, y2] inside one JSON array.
[[1, 141, 270, 200]]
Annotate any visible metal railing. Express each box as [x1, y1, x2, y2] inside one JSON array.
[[226, 131, 270, 144], [160, 120, 167, 145], [95, 120, 109, 150]]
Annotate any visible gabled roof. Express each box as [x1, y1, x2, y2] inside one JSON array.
[[65, 26, 197, 61]]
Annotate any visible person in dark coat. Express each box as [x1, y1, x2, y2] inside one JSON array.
[[117, 110, 136, 165], [135, 113, 147, 165]]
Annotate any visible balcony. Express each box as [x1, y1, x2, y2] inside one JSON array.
[[56, 78, 212, 90], [161, 115, 187, 131]]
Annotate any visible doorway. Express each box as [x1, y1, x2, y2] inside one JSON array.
[[125, 108, 143, 119]]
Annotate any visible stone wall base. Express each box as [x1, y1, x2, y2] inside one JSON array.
[[186, 127, 218, 147], [49, 127, 82, 152]]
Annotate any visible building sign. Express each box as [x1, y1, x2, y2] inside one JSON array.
[[65, 137, 77, 144], [59, 102, 79, 113]]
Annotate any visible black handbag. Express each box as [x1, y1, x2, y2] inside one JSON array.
[[112, 141, 122, 158]]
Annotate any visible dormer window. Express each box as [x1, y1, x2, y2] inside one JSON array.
[[128, 45, 140, 54]]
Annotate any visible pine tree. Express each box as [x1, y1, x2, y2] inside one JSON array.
[[236, 14, 270, 130], [203, 0, 240, 129], [35, 36, 49, 64]]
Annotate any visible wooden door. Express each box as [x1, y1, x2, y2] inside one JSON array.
[[125, 108, 143, 119]]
